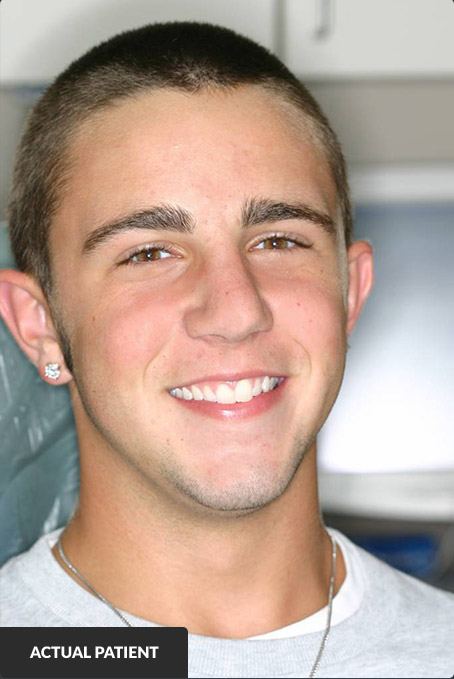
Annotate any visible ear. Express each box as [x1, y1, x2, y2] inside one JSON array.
[[0, 269, 72, 385], [346, 240, 374, 335]]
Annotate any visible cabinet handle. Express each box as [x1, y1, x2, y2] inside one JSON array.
[[314, 0, 335, 40]]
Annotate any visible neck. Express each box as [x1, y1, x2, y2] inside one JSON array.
[[55, 442, 345, 638]]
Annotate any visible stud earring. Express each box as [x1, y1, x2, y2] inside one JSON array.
[[44, 363, 61, 381]]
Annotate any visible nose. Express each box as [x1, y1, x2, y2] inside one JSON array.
[[183, 252, 273, 344]]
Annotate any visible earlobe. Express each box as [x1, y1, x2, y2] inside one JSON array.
[[0, 269, 72, 384], [346, 241, 374, 335]]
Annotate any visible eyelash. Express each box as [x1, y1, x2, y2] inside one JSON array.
[[121, 242, 178, 265], [250, 232, 312, 252], [121, 233, 312, 266]]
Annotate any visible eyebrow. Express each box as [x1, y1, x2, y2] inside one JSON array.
[[82, 198, 336, 254], [242, 198, 336, 235], [82, 205, 194, 254]]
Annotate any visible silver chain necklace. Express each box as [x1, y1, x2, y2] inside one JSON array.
[[57, 533, 337, 678]]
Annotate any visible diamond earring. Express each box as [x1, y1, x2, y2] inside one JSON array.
[[44, 363, 61, 381]]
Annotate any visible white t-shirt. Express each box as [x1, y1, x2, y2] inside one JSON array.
[[1, 527, 453, 678]]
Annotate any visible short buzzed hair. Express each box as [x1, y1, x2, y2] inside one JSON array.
[[8, 21, 352, 297]]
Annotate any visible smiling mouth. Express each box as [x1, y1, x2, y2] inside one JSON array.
[[169, 376, 285, 405]]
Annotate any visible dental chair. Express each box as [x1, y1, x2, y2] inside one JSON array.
[[0, 223, 79, 566]]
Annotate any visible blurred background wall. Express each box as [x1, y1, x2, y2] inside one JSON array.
[[1, 0, 453, 588]]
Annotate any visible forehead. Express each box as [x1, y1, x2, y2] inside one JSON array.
[[55, 86, 337, 238]]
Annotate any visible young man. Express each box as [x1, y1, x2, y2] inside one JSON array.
[[0, 22, 452, 679]]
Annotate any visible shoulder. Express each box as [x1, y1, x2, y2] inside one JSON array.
[[0, 532, 65, 626], [335, 530, 454, 674], [335, 528, 454, 615], [355, 536, 454, 620]]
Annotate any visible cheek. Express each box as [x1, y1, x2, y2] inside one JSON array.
[[71, 285, 179, 379], [277, 276, 347, 368]]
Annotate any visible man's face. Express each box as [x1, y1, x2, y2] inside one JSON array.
[[50, 86, 350, 514]]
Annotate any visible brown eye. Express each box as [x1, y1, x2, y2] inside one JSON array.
[[127, 247, 172, 264], [256, 237, 299, 250]]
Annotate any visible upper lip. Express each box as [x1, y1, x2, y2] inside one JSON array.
[[169, 371, 286, 390]]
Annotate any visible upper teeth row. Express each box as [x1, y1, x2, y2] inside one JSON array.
[[169, 376, 283, 404]]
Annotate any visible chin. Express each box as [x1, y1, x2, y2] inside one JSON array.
[[169, 451, 305, 515]]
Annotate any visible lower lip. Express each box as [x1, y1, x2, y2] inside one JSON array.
[[168, 378, 288, 421]]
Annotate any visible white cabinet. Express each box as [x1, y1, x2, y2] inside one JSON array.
[[0, 0, 276, 83], [2, 0, 454, 83], [283, 0, 454, 78]]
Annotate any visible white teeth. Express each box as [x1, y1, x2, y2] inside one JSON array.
[[252, 378, 262, 397], [191, 385, 204, 400], [170, 376, 283, 403], [234, 378, 254, 403], [216, 383, 236, 404], [203, 385, 217, 402], [262, 376, 271, 392]]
